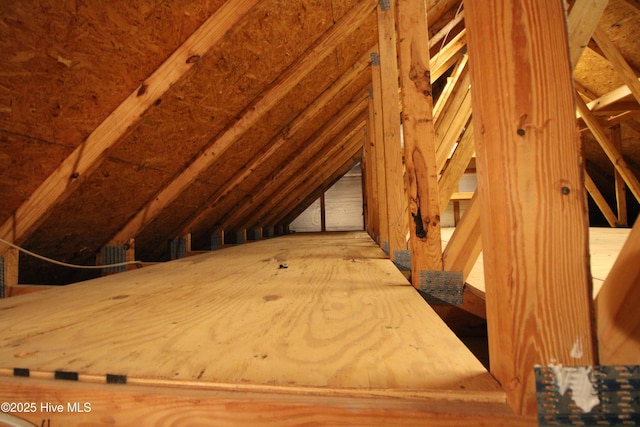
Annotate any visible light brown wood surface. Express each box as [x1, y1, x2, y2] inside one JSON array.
[[0, 232, 501, 401], [465, 0, 596, 414], [441, 227, 632, 298]]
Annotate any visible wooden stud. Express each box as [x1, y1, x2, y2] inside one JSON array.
[[0, 0, 262, 257], [584, 171, 618, 227], [364, 97, 379, 238], [107, 0, 377, 246], [370, 56, 390, 250], [320, 192, 327, 233], [611, 125, 628, 226], [397, 0, 443, 285], [465, 0, 596, 415], [429, 29, 466, 84], [0, 248, 19, 298], [377, 0, 409, 262], [595, 215, 640, 364]]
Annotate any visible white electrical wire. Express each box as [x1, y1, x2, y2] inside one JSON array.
[[0, 237, 142, 270], [432, 0, 465, 73]]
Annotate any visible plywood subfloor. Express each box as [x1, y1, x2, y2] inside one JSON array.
[[0, 232, 502, 401], [441, 226, 632, 298]]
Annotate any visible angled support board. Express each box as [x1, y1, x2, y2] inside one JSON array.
[[611, 125, 628, 226], [584, 171, 618, 227], [595, 215, 640, 365], [0, 0, 262, 257], [592, 25, 640, 105], [567, 0, 609, 68], [465, 0, 596, 415], [576, 93, 640, 202], [107, 0, 378, 246], [397, 0, 443, 285], [377, 0, 409, 264]]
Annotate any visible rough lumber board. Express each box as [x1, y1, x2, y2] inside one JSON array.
[[364, 98, 380, 237], [611, 124, 629, 225], [596, 217, 640, 364], [576, 92, 640, 201], [4, 284, 56, 298], [397, 0, 443, 283], [371, 54, 390, 250], [438, 122, 475, 212], [377, 1, 409, 261], [592, 24, 640, 105], [429, 29, 466, 83], [107, 0, 377, 246], [0, 248, 18, 290], [0, 377, 535, 427], [0, 0, 260, 257], [585, 170, 618, 227], [442, 192, 481, 281], [175, 49, 373, 239], [0, 233, 503, 400], [465, 0, 596, 415], [583, 78, 640, 113], [567, 0, 610, 68]]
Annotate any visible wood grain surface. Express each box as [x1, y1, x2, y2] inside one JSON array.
[[0, 232, 501, 401]]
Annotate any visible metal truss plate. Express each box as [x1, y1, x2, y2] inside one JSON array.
[[536, 365, 640, 426], [393, 250, 411, 271], [419, 270, 464, 305]]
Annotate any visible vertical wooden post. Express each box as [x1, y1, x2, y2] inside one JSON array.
[[320, 192, 327, 232], [371, 53, 390, 250], [397, 0, 443, 285], [611, 124, 628, 226], [465, 0, 596, 415], [0, 248, 19, 298], [376, 0, 409, 263], [364, 99, 380, 239]]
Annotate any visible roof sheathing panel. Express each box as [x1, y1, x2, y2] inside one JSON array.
[[0, 0, 224, 224]]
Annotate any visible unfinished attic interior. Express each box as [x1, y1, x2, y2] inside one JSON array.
[[1, 0, 640, 424]]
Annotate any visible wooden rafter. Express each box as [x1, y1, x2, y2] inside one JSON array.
[[174, 49, 374, 239], [466, 0, 596, 415], [438, 122, 475, 212], [240, 120, 366, 230], [106, 0, 377, 246], [268, 136, 364, 229], [0, 0, 262, 257], [219, 95, 369, 231]]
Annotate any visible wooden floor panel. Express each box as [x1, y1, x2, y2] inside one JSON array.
[[0, 232, 502, 401]]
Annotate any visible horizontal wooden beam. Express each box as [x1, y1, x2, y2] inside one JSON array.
[[0, 0, 262, 257]]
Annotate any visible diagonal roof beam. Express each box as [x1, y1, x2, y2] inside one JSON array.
[[221, 96, 368, 231], [174, 48, 375, 238], [254, 125, 365, 229], [0, 0, 262, 257], [567, 0, 609, 68], [107, 0, 377, 246]]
